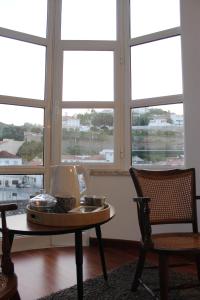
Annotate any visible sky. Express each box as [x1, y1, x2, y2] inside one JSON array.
[[0, 104, 44, 126], [130, 0, 180, 38]]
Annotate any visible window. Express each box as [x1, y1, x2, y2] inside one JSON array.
[[0, 105, 44, 165], [0, 0, 185, 213], [0, 37, 46, 99], [131, 104, 183, 166], [61, 109, 114, 163], [0, 1, 47, 212], [53, 0, 117, 166], [0, 0, 47, 37], [131, 37, 182, 99], [0, 174, 43, 214], [61, 0, 116, 40], [62, 51, 114, 101], [130, 0, 183, 167], [12, 180, 18, 185], [130, 0, 180, 38]]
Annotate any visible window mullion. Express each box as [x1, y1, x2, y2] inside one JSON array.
[[50, 0, 62, 166], [118, 0, 132, 169], [0, 27, 47, 46], [130, 27, 181, 47], [131, 94, 183, 109]]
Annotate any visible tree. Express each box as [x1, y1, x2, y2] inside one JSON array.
[[91, 112, 113, 127], [132, 108, 174, 126], [31, 127, 43, 134], [76, 111, 93, 125], [0, 122, 43, 141], [17, 141, 43, 161], [2, 125, 24, 141], [132, 114, 150, 126]]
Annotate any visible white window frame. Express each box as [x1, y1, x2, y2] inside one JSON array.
[[0, 0, 184, 184], [50, 0, 125, 170], [123, 0, 184, 170], [0, 0, 54, 190]]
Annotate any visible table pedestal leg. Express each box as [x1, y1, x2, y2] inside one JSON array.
[[75, 230, 83, 300]]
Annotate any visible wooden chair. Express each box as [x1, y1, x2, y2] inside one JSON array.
[[129, 167, 200, 300], [0, 203, 20, 300]]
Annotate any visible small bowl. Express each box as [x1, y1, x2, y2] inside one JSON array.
[[84, 195, 106, 207]]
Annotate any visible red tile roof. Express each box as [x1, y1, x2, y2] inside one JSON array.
[[0, 151, 19, 158]]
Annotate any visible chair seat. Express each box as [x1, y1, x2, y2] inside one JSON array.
[[0, 273, 18, 300], [151, 232, 200, 252]]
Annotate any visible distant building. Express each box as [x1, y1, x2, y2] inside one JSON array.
[[62, 115, 80, 129], [0, 174, 21, 188], [79, 125, 90, 132], [132, 156, 144, 164], [170, 113, 184, 126], [0, 173, 43, 202], [0, 174, 42, 189], [99, 149, 114, 162], [0, 151, 22, 166], [148, 119, 171, 127], [24, 131, 43, 142]]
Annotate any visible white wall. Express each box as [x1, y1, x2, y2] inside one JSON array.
[[181, 0, 200, 190], [181, 0, 200, 226], [89, 174, 140, 241]]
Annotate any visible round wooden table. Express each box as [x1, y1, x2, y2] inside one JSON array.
[[2, 205, 115, 300]]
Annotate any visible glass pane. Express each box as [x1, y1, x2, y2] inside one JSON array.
[[131, 104, 184, 167], [0, 105, 44, 166], [0, 37, 46, 100], [131, 0, 180, 38], [0, 174, 43, 215], [0, 0, 47, 37], [61, 109, 114, 163], [63, 51, 114, 101], [61, 0, 116, 40], [131, 36, 182, 99]]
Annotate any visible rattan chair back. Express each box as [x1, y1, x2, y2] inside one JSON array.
[[129, 168, 197, 230]]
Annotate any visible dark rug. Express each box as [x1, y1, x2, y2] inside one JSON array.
[[38, 263, 200, 300]]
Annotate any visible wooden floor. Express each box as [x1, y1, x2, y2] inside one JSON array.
[[12, 244, 197, 300], [12, 244, 137, 300]]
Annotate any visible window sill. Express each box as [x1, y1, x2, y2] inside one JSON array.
[[89, 169, 129, 176]]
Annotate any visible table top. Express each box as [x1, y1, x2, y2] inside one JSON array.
[[1, 205, 115, 236]]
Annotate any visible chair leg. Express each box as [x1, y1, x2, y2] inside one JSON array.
[[159, 253, 169, 300], [195, 254, 200, 281], [12, 290, 21, 300], [131, 247, 146, 291]]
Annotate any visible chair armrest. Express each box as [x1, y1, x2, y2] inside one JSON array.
[[0, 204, 17, 213], [133, 197, 151, 204], [0, 204, 17, 275], [196, 196, 200, 200]]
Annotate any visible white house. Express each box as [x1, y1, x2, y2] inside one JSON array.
[[170, 113, 184, 126], [62, 115, 80, 130], [99, 149, 114, 162], [148, 119, 171, 127]]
